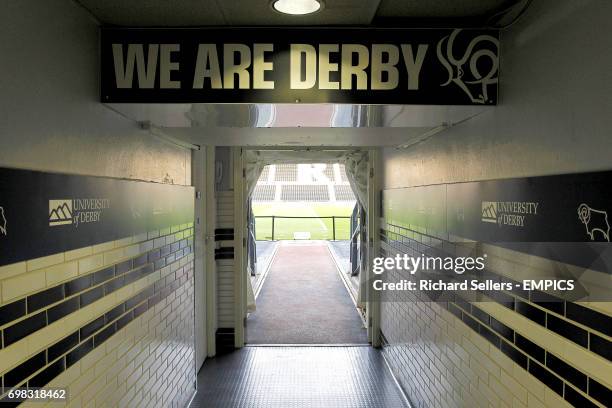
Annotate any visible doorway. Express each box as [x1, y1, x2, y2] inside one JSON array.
[[245, 161, 367, 344]]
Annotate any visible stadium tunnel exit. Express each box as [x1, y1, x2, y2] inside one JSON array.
[[1, 0, 612, 407], [242, 155, 369, 345]]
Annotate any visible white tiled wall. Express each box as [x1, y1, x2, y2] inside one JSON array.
[[380, 240, 610, 408], [383, 299, 571, 408], [0, 225, 196, 407], [216, 191, 234, 329]]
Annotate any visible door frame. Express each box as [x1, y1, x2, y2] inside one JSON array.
[[193, 148, 207, 369], [232, 147, 381, 348], [366, 148, 381, 346], [233, 147, 247, 347], [205, 146, 218, 357]]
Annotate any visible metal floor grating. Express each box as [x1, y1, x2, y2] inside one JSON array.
[[190, 346, 409, 408]]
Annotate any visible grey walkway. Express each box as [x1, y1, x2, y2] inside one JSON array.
[[328, 240, 360, 299], [329, 240, 351, 273], [247, 241, 367, 344], [191, 346, 409, 408], [255, 240, 277, 275], [251, 241, 278, 295]]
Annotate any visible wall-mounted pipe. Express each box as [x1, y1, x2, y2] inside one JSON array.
[[140, 121, 201, 151]]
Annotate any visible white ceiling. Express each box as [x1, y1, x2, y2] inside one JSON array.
[[156, 126, 440, 147], [77, 0, 513, 27], [105, 102, 491, 147]]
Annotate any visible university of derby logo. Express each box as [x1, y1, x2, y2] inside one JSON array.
[[480, 200, 539, 228], [0, 206, 7, 235], [481, 201, 497, 223], [49, 198, 110, 228], [49, 200, 73, 226], [577, 203, 610, 242], [437, 29, 499, 104]]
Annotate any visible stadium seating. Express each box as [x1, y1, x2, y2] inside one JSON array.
[[252, 185, 276, 201], [334, 185, 355, 201], [281, 185, 329, 201], [254, 163, 356, 203], [274, 164, 297, 182]]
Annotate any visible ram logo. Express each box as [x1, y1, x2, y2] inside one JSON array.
[[437, 29, 499, 104], [0, 206, 6, 236], [577, 203, 610, 242]]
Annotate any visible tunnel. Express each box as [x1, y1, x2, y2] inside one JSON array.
[[0, 0, 611, 407]]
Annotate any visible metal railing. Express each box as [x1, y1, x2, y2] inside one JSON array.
[[254, 215, 351, 241]]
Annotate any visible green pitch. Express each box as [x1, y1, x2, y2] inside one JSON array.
[[252, 202, 356, 240]]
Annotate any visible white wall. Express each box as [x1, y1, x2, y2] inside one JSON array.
[[380, 1, 612, 407], [382, 0, 612, 189], [0, 0, 191, 184], [0, 1, 198, 404]]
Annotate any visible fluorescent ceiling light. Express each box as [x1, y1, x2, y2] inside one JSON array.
[[273, 0, 322, 15]]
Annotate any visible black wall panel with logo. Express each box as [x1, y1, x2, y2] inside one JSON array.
[[0, 168, 194, 267], [383, 170, 612, 273]]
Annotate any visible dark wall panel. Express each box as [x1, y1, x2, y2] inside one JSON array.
[[0, 167, 194, 266]]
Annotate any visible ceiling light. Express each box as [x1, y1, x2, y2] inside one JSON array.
[[272, 0, 322, 15]]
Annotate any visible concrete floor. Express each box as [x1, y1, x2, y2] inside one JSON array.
[[255, 241, 277, 275], [328, 240, 351, 273], [251, 241, 278, 296], [192, 346, 409, 408], [328, 240, 360, 297]]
